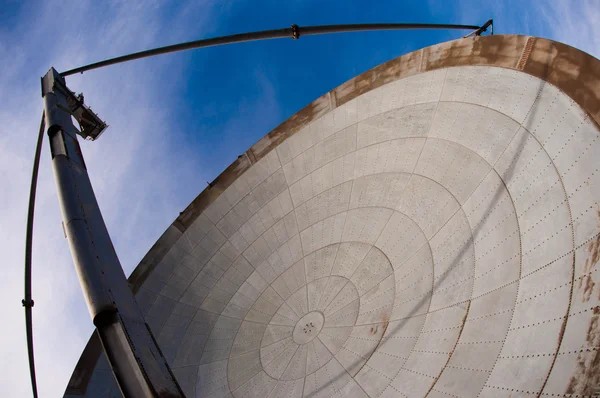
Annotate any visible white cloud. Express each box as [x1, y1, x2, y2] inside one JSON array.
[[537, 0, 600, 59]]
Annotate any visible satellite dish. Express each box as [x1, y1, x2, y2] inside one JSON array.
[[65, 34, 600, 397]]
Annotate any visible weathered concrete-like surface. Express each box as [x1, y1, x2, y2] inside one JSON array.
[[66, 35, 600, 398]]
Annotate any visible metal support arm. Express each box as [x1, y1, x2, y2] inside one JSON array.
[[41, 68, 183, 397]]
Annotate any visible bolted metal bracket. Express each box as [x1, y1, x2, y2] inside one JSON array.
[[464, 19, 493, 38], [474, 19, 493, 36], [41, 68, 108, 141]]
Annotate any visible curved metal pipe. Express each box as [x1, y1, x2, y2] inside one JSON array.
[[61, 22, 483, 76], [23, 112, 45, 398]]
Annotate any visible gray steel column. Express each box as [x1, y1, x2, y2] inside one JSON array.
[[42, 68, 183, 397]]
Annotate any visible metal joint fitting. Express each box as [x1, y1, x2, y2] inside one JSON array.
[[291, 24, 300, 40], [22, 299, 35, 308]]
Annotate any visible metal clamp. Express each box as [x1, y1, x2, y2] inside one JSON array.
[[464, 19, 493, 38], [465, 19, 493, 38], [475, 19, 493, 36], [22, 299, 35, 308], [291, 24, 300, 40]]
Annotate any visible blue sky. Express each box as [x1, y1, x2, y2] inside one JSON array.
[[0, 1, 598, 396]]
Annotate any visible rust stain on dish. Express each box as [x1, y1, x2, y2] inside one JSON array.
[[588, 210, 600, 265], [423, 35, 529, 72], [565, 306, 600, 396], [582, 276, 596, 303], [250, 92, 331, 160], [353, 314, 390, 377], [369, 312, 390, 338], [523, 39, 600, 130], [333, 49, 422, 107], [564, 212, 600, 395], [578, 210, 600, 303], [424, 301, 471, 398]]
